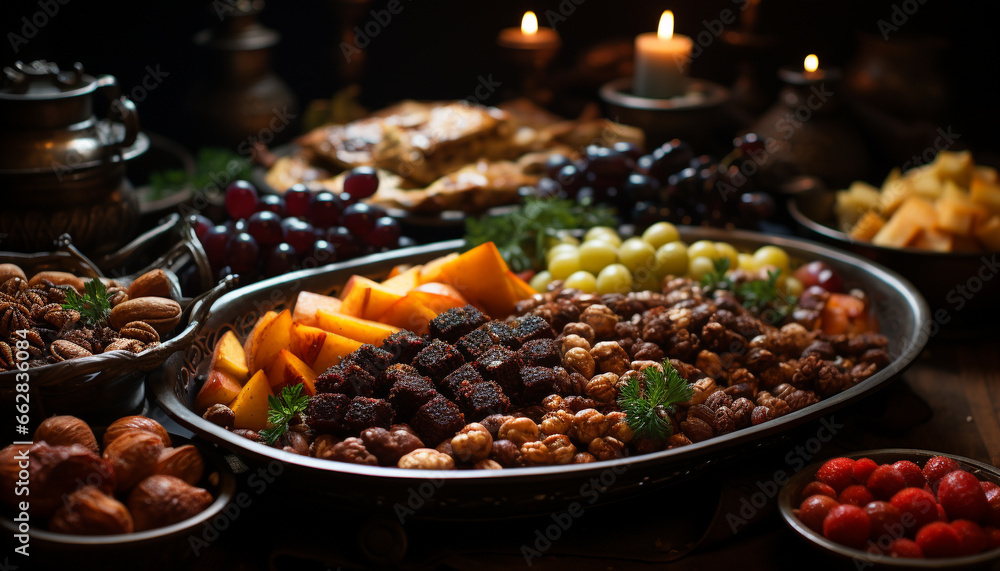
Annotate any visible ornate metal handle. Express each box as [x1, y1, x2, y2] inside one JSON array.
[[94, 75, 140, 154]]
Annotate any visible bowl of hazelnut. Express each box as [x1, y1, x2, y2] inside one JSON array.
[[779, 449, 1000, 569], [0, 414, 236, 571]]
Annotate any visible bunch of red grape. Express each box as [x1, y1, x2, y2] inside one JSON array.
[[192, 168, 411, 281]]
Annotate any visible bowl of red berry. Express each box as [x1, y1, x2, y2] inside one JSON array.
[[779, 450, 1000, 568]]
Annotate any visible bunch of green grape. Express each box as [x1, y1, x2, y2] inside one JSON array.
[[529, 222, 804, 296]]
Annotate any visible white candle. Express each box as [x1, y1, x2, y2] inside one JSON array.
[[498, 11, 560, 50], [633, 11, 693, 99]]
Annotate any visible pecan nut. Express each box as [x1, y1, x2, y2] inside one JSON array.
[[119, 321, 160, 344], [50, 339, 93, 361], [108, 297, 181, 335]]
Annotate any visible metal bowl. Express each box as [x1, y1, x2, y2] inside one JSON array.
[[0, 434, 237, 571], [779, 449, 1000, 569], [150, 228, 930, 518], [789, 192, 1000, 336]]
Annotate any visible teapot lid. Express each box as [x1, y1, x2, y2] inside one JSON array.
[[0, 60, 101, 101]]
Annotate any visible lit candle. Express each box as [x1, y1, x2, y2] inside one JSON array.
[[633, 11, 694, 99], [803, 54, 824, 80], [778, 53, 837, 85], [498, 11, 560, 50]]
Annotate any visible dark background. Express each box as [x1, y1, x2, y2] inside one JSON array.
[[1, 0, 996, 156]]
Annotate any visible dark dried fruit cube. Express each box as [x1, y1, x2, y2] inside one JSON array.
[[440, 363, 484, 400], [511, 314, 555, 345], [429, 305, 489, 343], [456, 379, 510, 420], [520, 366, 559, 403], [388, 375, 438, 421], [474, 345, 521, 400], [456, 328, 495, 361], [481, 321, 518, 348], [517, 338, 561, 368], [343, 397, 394, 434], [342, 344, 395, 379], [412, 339, 465, 381], [306, 393, 351, 434], [411, 395, 466, 447], [315, 364, 375, 397], [381, 330, 428, 365]]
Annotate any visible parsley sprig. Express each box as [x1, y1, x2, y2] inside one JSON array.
[[617, 361, 694, 441], [464, 196, 617, 273], [62, 279, 112, 327], [700, 258, 797, 323], [260, 384, 310, 445]]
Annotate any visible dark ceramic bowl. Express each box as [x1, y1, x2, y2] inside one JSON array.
[[779, 449, 1000, 569], [789, 191, 1000, 336], [150, 228, 930, 519], [0, 434, 237, 571]]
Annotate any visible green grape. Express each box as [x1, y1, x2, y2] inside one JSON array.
[[618, 237, 656, 273], [688, 256, 716, 281], [715, 242, 740, 269], [529, 270, 553, 292], [753, 245, 790, 272], [785, 276, 804, 297], [584, 226, 622, 247], [556, 233, 580, 246], [546, 243, 578, 264], [578, 240, 618, 274], [738, 253, 759, 272], [596, 263, 633, 294], [687, 240, 720, 261], [654, 241, 689, 278], [548, 252, 581, 280], [641, 222, 680, 250], [564, 270, 597, 293]]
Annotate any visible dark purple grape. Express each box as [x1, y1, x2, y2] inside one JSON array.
[[342, 203, 381, 236], [534, 177, 563, 198], [326, 226, 359, 259], [202, 225, 231, 269], [365, 217, 401, 248], [308, 191, 344, 228], [307, 239, 339, 266], [555, 164, 584, 196], [575, 186, 597, 207], [582, 146, 633, 184], [739, 192, 775, 222], [343, 167, 379, 199], [226, 232, 260, 276], [545, 154, 574, 179], [645, 139, 695, 182], [613, 141, 643, 161], [264, 243, 298, 277], [281, 218, 318, 253], [225, 180, 258, 220], [623, 173, 660, 202], [284, 184, 312, 218], [247, 211, 284, 247], [338, 191, 358, 206], [224, 218, 249, 233], [191, 215, 213, 242], [257, 194, 285, 215]]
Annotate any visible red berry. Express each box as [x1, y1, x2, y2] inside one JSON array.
[[801, 481, 837, 502], [891, 488, 942, 533], [868, 465, 907, 500], [888, 538, 923, 558], [853, 458, 879, 484], [798, 494, 841, 533], [823, 504, 871, 549], [865, 501, 903, 541], [893, 461, 925, 489], [982, 481, 1000, 501], [938, 471, 989, 522], [224, 180, 259, 220], [839, 485, 875, 507], [952, 520, 989, 555], [984, 526, 1000, 550], [916, 521, 963, 558], [985, 494, 1000, 527], [923, 456, 960, 487], [817, 458, 857, 492]]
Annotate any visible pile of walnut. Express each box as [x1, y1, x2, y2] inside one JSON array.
[[0, 264, 182, 370], [0, 415, 214, 535], [214, 275, 888, 471]]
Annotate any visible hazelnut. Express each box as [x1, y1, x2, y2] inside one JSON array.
[[154, 445, 205, 485], [127, 475, 214, 531], [34, 416, 98, 454], [103, 431, 164, 492], [103, 416, 171, 449], [398, 448, 455, 470], [478, 415, 511, 439], [279, 431, 310, 456], [498, 417, 539, 447], [489, 439, 520, 467], [451, 423, 493, 463], [473, 459, 503, 470], [518, 441, 551, 466], [0, 443, 115, 517], [48, 486, 133, 535]]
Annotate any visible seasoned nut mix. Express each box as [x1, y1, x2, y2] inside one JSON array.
[[588, 436, 625, 461], [311, 434, 342, 459], [570, 409, 608, 447], [450, 423, 493, 462], [571, 452, 596, 463], [680, 418, 713, 442], [585, 372, 619, 404], [473, 459, 503, 470], [559, 334, 591, 355], [518, 441, 551, 466], [540, 410, 574, 436], [119, 321, 160, 343], [590, 342, 630, 376], [543, 434, 577, 465], [327, 437, 378, 465], [562, 347, 595, 379], [398, 448, 455, 470], [498, 417, 540, 446], [361, 427, 424, 465], [108, 297, 182, 335], [489, 439, 520, 467], [50, 339, 92, 361], [562, 322, 595, 344]]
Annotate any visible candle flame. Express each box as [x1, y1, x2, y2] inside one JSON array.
[[804, 54, 819, 73], [521, 11, 538, 35], [657, 11, 674, 40]]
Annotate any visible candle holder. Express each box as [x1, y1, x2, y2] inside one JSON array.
[[497, 28, 560, 103], [599, 76, 732, 151]]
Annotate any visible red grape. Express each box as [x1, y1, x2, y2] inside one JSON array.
[[613, 141, 643, 161], [247, 211, 284, 247], [225, 180, 258, 219], [257, 194, 285, 215], [263, 243, 297, 277], [343, 167, 379, 199], [364, 216, 401, 248], [307, 239, 338, 266], [226, 232, 259, 276], [191, 214, 213, 241], [326, 226, 359, 259], [793, 261, 844, 293], [281, 218, 317, 253], [284, 184, 312, 218], [307, 191, 343, 228], [342, 203, 381, 236], [201, 225, 231, 269]]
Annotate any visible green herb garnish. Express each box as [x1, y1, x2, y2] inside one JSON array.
[[700, 258, 797, 323], [617, 360, 694, 441], [62, 279, 112, 327], [464, 196, 617, 273], [149, 148, 252, 199], [260, 384, 310, 445]]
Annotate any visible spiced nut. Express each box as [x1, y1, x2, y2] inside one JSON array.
[[119, 321, 160, 344], [128, 269, 177, 300], [108, 297, 182, 336], [50, 339, 93, 361]]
